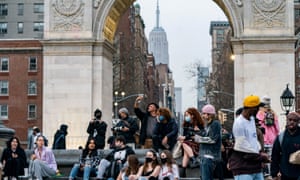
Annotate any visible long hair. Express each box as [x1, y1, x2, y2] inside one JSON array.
[[6, 136, 21, 149], [160, 150, 176, 170], [82, 137, 97, 158], [142, 149, 159, 175], [125, 154, 140, 176], [183, 107, 204, 127]]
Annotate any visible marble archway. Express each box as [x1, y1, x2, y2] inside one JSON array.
[[42, 0, 295, 148]]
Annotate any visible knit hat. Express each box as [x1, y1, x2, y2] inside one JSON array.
[[202, 104, 216, 115], [262, 95, 271, 108], [243, 95, 260, 108], [119, 107, 129, 115]]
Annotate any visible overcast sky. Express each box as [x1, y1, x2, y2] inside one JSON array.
[[135, 0, 227, 112]]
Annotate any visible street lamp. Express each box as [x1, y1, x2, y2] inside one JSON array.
[[114, 91, 125, 118], [280, 84, 295, 115]]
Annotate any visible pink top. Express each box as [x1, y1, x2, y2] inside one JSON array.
[[256, 110, 280, 145]]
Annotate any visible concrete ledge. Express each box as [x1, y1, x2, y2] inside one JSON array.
[[24, 149, 200, 178]]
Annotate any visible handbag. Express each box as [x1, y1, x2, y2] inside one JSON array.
[[172, 141, 182, 159], [289, 150, 300, 164]]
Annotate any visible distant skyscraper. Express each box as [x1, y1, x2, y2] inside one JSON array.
[[148, 0, 169, 65]]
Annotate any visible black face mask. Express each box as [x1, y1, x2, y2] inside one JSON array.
[[145, 157, 153, 163], [160, 158, 167, 164], [95, 115, 101, 119]]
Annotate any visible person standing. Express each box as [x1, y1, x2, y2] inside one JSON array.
[[112, 107, 139, 149], [1, 137, 27, 179], [194, 104, 222, 180], [228, 95, 269, 180], [134, 95, 159, 148], [87, 108, 107, 149], [271, 112, 300, 180], [52, 124, 68, 149], [29, 135, 57, 180], [28, 126, 41, 150], [152, 107, 178, 152]]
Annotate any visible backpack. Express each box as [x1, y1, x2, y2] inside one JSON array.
[[265, 111, 275, 126]]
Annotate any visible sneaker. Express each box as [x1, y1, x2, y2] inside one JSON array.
[[189, 159, 200, 168]]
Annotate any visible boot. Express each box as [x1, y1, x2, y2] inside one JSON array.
[[189, 156, 200, 168], [180, 167, 186, 178]]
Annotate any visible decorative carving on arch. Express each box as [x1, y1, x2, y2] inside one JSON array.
[[94, 0, 102, 8], [51, 0, 85, 31], [252, 0, 285, 28], [233, 0, 243, 7]]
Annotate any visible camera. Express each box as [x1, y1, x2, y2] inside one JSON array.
[[111, 126, 123, 131]]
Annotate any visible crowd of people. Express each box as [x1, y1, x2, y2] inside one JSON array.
[[1, 95, 300, 180]]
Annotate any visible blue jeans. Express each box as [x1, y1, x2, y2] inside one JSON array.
[[200, 157, 217, 180], [234, 172, 264, 180], [69, 163, 96, 180]]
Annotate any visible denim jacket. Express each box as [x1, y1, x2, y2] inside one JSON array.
[[195, 119, 222, 161]]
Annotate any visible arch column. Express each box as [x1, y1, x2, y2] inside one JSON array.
[[215, 0, 296, 125], [42, 39, 114, 148]]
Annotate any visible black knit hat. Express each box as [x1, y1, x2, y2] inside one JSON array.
[[148, 102, 159, 110]]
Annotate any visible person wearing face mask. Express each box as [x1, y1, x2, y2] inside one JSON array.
[[96, 136, 135, 180], [133, 149, 161, 180], [228, 95, 270, 180], [152, 107, 178, 152], [87, 108, 107, 149], [177, 107, 205, 177], [158, 150, 179, 180]]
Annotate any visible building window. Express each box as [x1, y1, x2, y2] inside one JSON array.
[[33, 3, 44, 13], [28, 104, 36, 119], [0, 4, 8, 16], [33, 22, 44, 32], [0, 80, 8, 95], [0, 23, 7, 34], [216, 29, 224, 35], [29, 57, 37, 71], [0, 104, 8, 119], [0, 57, 8, 72], [28, 80, 37, 95], [17, 22, 23, 33], [18, 3, 24, 15]]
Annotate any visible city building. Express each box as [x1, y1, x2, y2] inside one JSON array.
[[208, 21, 234, 129], [0, 0, 44, 146], [148, 0, 169, 65], [197, 66, 210, 111], [113, 4, 151, 115], [294, 0, 300, 112]]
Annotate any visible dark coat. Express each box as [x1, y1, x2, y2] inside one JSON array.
[[52, 129, 67, 149], [153, 118, 178, 150], [134, 107, 156, 145], [271, 128, 300, 179], [1, 147, 27, 177], [87, 120, 107, 149], [114, 116, 139, 143]]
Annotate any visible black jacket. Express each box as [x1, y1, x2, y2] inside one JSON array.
[[114, 116, 139, 143], [1, 147, 27, 177], [52, 129, 67, 149], [87, 120, 107, 149], [153, 118, 178, 150], [134, 107, 156, 145], [271, 128, 300, 178]]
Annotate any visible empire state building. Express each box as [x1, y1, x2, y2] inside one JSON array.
[[149, 0, 169, 65]]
